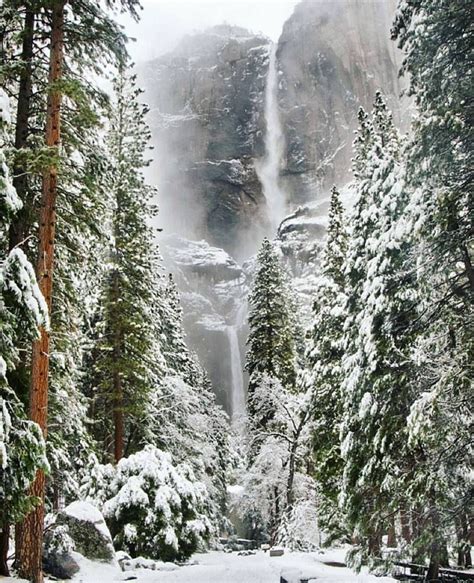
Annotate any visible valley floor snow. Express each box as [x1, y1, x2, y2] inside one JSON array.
[[69, 548, 397, 583]]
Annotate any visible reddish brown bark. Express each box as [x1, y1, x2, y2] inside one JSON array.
[[16, 3, 65, 582]]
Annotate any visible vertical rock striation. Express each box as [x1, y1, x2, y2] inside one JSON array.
[[277, 0, 405, 206], [141, 25, 271, 258]]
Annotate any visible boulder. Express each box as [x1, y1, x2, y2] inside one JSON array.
[[56, 501, 116, 562], [43, 524, 80, 579], [43, 500, 116, 580]]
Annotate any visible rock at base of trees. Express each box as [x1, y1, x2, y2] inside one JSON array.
[[43, 501, 115, 578], [57, 501, 116, 562]]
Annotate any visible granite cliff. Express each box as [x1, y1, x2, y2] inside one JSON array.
[[143, 1, 404, 252], [141, 1, 406, 415]]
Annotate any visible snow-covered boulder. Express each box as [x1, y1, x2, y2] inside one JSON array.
[[54, 501, 115, 563], [43, 523, 80, 579]]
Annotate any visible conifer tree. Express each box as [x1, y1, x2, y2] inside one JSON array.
[[243, 238, 301, 540], [303, 185, 348, 540], [152, 274, 231, 525], [340, 93, 418, 566], [393, 2, 473, 575], [1, 4, 140, 578], [18, 4, 66, 579], [86, 66, 165, 463], [246, 238, 298, 416], [0, 88, 48, 577]]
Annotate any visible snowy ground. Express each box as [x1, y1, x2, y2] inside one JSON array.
[[66, 548, 397, 583]]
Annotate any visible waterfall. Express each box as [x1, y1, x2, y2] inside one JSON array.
[[226, 325, 246, 423], [256, 43, 287, 234], [226, 300, 247, 424]]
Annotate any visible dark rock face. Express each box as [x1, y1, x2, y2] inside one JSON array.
[[56, 502, 115, 562], [142, 25, 271, 257], [277, 0, 406, 204], [43, 525, 80, 580], [142, 3, 405, 252]]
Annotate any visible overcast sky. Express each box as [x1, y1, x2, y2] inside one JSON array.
[[121, 0, 299, 63]]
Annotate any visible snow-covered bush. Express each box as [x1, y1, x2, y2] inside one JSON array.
[[82, 445, 212, 561]]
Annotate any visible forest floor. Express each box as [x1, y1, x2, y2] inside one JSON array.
[[64, 547, 397, 583]]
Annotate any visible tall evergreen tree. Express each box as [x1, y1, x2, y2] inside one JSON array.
[[86, 66, 165, 463], [243, 238, 301, 540], [1, 4, 140, 579], [303, 185, 348, 541], [246, 238, 298, 413], [0, 88, 48, 577], [152, 274, 231, 526], [18, 4, 66, 578], [393, 1, 473, 575], [340, 93, 418, 566]]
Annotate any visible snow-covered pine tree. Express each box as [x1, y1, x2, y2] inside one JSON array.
[[159, 274, 200, 381], [151, 274, 231, 529], [246, 238, 298, 424], [85, 65, 166, 463], [0, 5, 141, 562], [340, 93, 418, 567], [242, 238, 303, 541], [0, 89, 48, 577], [392, 1, 473, 574], [302, 185, 348, 542]]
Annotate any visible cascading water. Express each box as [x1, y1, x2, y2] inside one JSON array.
[[225, 44, 287, 425], [255, 42, 287, 234], [227, 300, 247, 424]]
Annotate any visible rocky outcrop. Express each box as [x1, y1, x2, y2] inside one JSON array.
[[142, 3, 406, 252], [43, 502, 116, 579], [161, 236, 248, 412], [277, 0, 406, 205], [142, 25, 271, 257]]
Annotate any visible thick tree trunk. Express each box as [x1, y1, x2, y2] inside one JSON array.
[[426, 497, 447, 581], [387, 520, 397, 548], [0, 525, 9, 576], [16, 3, 65, 582], [454, 513, 472, 568], [9, 7, 35, 251], [368, 530, 382, 557]]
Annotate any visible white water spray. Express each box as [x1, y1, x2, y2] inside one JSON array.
[[256, 43, 287, 234], [226, 300, 247, 424]]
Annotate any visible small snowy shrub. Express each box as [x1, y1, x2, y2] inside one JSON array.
[[82, 445, 212, 561]]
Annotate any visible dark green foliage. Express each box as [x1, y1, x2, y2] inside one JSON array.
[[304, 186, 348, 540], [246, 238, 298, 412], [85, 67, 165, 459]]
